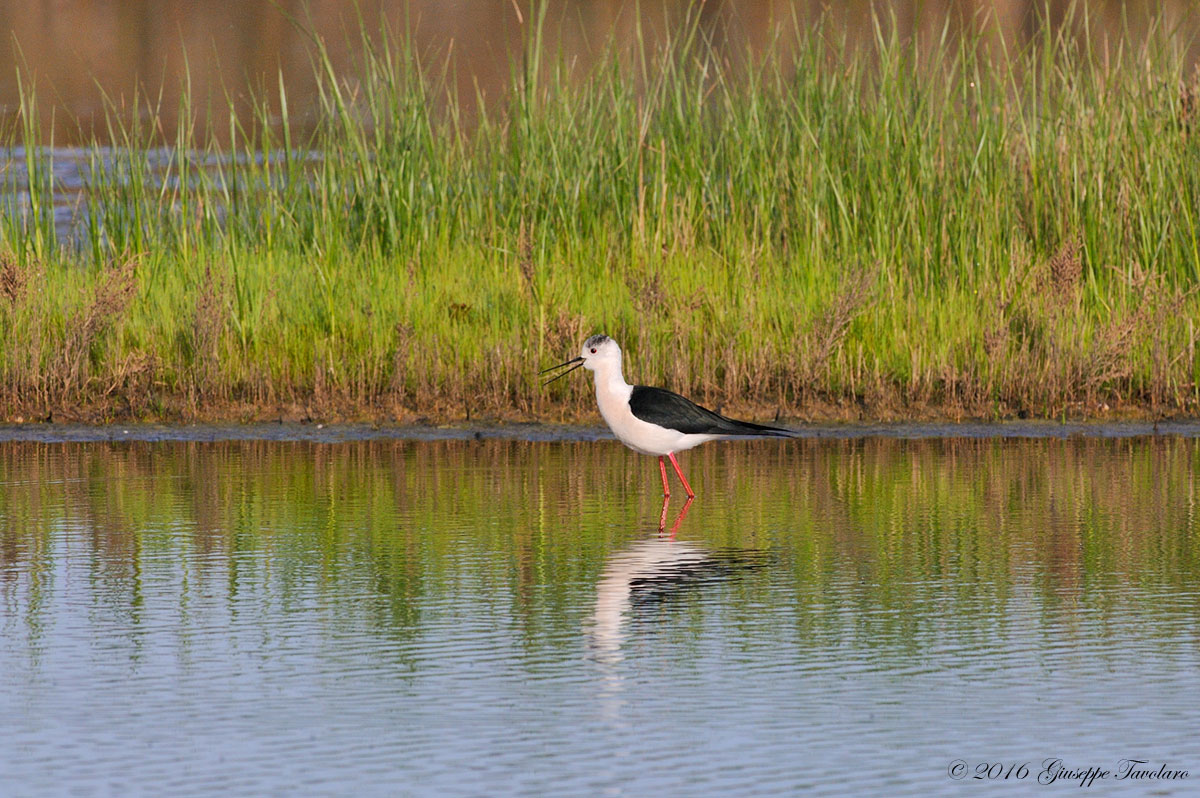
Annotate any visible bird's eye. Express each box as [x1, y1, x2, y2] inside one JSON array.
[[590, 348, 597, 354]]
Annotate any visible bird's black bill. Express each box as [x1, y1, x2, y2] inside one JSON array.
[[540, 356, 585, 386]]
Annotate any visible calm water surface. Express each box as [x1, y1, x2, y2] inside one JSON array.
[[1, 431, 1199, 796]]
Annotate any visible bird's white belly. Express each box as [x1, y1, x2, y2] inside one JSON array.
[[595, 383, 718, 456]]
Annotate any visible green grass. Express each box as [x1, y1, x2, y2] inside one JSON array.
[[1, 7, 1199, 422]]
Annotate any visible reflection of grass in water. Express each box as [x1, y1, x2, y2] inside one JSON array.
[[1, 437, 1198, 657], [0, 9, 1199, 420]]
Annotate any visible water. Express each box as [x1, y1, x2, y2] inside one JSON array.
[[2, 429, 1199, 796]]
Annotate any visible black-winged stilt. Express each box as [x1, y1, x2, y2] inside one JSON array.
[[541, 334, 794, 499]]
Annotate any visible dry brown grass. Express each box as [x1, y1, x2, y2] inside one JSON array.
[[789, 268, 876, 406], [53, 259, 140, 401], [1178, 65, 1199, 136], [517, 219, 537, 300], [0, 254, 27, 307], [961, 239, 1199, 418], [188, 263, 229, 409]]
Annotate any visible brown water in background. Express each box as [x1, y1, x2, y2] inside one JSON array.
[[1, 1, 1197, 143]]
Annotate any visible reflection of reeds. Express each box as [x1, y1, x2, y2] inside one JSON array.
[[2, 436, 1197, 581], [1, 436, 1198, 653], [1, 8, 1200, 421]]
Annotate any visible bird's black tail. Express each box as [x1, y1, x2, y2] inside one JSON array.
[[719, 417, 796, 437]]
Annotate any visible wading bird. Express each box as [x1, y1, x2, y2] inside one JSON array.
[[542, 334, 794, 499]]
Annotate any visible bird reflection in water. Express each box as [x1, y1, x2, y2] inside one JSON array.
[[658, 495, 694, 537], [586, 532, 769, 669]]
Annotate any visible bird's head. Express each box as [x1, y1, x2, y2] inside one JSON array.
[[541, 334, 621, 385], [578, 334, 620, 371]]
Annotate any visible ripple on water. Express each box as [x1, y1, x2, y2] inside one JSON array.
[[1, 437, 1200, 796]]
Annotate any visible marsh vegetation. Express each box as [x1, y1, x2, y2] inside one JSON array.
[[1, 6, 1198, 422]]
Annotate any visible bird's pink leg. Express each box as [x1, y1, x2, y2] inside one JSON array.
[[667, 452, 695, 498], [658, 494, 671, 533], [658, 456, 671, 497]]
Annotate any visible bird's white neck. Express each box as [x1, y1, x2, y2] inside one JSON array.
[[590, 355, 632, 411], [590, 355, 628, 391]]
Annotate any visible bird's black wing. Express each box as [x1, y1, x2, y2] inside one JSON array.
[[628, 385, 793, 437]]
